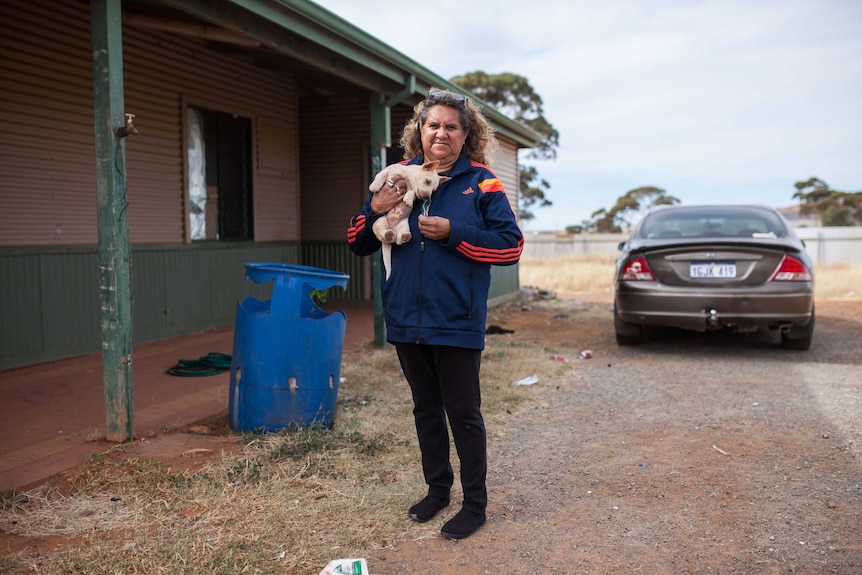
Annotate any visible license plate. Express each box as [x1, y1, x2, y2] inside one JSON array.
[[690, 262, 736, 278]]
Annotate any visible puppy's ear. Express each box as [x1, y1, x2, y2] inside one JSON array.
[[423, 160, 441, 171], [438, 175, 452, 184]]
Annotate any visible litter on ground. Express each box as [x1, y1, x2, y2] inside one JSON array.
[[320, 558, 369, 575], [512, 375, 539, 386]]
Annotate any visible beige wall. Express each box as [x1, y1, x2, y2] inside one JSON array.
[[491, 139, 521, 218], [0, 0, 530, 248], [0, 0, 300, 246]]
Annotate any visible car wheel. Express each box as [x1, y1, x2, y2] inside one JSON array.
[[781, 307, 815, 351], [614, 302, 643, 345]]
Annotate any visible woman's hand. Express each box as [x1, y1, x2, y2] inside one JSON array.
[[418, 215, 450, 240], [370, 174, 407, 214]]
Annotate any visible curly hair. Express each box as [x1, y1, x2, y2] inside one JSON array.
[[399, 88, 498, 167]]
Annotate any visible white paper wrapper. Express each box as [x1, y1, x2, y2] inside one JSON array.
[[511, 375, 539, 386], [320, 558, 369, 575]]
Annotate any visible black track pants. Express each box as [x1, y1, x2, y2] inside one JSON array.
[[395, 343, 487, 513]]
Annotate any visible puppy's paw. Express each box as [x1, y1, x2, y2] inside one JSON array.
[[396, 231, 412, 245], [382, 229, 396, 243], [368, 171, 390, 193]]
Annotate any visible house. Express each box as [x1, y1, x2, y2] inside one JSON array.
[[776, 205, 821, 228], [0, 0, 540, 371]]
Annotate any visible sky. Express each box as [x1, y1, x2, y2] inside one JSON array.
[[314, 0, 862, 232]]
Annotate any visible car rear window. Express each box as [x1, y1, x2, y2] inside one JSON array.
[[640, 207, 787, 239]]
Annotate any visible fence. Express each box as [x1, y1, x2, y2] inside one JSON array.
[[522, 227, 862, 266]]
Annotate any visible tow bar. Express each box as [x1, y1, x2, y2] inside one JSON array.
[[706, 308, 719, 327]]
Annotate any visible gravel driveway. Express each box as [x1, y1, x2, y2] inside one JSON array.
[[367, 296, 862, 574]]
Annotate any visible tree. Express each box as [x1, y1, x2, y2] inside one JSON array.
[[822, 205, 856, 227], [793, 177, 862, 226], [589, 186, 680, 233], [517, 165, 552, 222], [450, 71, 559, 221]]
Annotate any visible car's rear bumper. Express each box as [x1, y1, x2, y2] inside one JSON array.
[[615, 283, 814, 332]]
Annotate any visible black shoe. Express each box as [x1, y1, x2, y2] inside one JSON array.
[[408, 495, 450, 523], [441, 508, 486, 539]]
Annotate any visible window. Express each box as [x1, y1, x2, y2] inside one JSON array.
[[642, 207, 785, 239], [187, 106, 253, 241]]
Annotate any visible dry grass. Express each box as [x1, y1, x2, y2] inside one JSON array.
[[812, 262, 862, 300], [519, 254, 618, 296], [519, 254, 862, 301], [0, 334, 569, 575]]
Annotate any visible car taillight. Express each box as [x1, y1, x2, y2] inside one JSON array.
[[770, 255, 812, 281], [620, 256, 656, 281]]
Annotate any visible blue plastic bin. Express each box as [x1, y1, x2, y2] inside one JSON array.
[[229, 263, 349, 432]]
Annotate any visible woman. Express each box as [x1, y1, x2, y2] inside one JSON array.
[[347, 88, 523, 539]]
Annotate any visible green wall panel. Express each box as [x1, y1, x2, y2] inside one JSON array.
[[1, 252, 48, 359], [0, 243, 300, 370], [489, 263, 521, 306], [40, 251, 102, 353], [0, 242, 519, 370]]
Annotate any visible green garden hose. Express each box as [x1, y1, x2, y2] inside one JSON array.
[[166, 352, 232, 377]]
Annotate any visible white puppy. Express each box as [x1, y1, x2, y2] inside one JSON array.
[[369, 160, 450, 280]]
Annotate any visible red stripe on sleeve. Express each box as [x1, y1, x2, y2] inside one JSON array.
[[347, 214, 366, 243], [455, 237, 523, 263]]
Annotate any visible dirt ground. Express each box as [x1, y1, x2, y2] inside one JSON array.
[[364, 292, 862, 575], [3, 291, 861, 574]]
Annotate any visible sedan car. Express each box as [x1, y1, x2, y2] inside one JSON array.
[[614, 204, 815, 350]]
